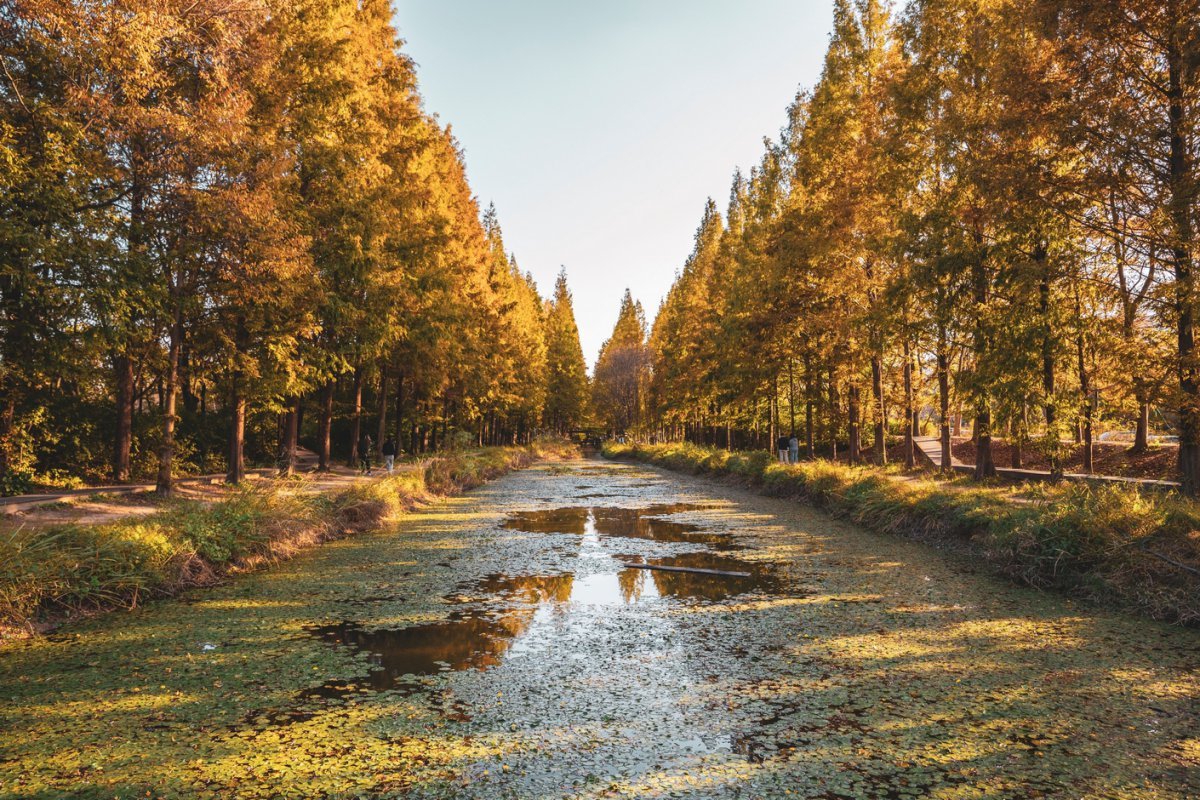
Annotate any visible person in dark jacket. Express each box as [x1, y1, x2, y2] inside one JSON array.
[[777, 434, 790, 463], [360, 435, 373, 475], [382, 438, 397, 474]]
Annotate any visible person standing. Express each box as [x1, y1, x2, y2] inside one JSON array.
[[777, 434, 790, 463], [789, 432, 800, 464], [382, 437, 397, 475], [359, 434, 373, 475]]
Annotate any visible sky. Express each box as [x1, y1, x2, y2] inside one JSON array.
[[392, 0, 834, 368]]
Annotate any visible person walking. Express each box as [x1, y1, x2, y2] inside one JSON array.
[[359, 434, 373, 475], [777, 434, 790, 463], [789, 432, 800, 464], [382, 437, 397, 475]]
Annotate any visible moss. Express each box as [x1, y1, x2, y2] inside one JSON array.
[[604, 442, 1200, 624]]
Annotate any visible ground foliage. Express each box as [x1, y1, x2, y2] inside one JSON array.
[[0, 444, 571, 635], [1, 460, 1196, 798], [605, 442, 1200, 625]]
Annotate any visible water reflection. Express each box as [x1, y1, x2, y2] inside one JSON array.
[[292, 506, 782, 712], [621, 552, 784, 601], [503, 505, 739, 549], [304, 610, 533, 692]]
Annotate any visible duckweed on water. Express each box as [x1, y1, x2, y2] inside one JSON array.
[[1, 458, 1198, 798]]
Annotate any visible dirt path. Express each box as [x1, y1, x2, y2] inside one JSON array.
[[0, 454, 409, 532], [1, 458, 1197, 799]]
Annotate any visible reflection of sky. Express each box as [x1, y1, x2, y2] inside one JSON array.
[[392, 1, 833, 368], [570, 510, 660, 604]]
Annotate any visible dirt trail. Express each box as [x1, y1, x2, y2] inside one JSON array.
[[1, 458, 1197, 799], [0, 455, 410, 532]]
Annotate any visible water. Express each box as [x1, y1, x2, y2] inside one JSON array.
[[295, 504, 779, 705]]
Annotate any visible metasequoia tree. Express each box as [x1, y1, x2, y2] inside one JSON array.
[[594, 290, 650, 437], [642, 0, 1196, 491], [543, 269, 590, 435], [0, 0, 575, 495]]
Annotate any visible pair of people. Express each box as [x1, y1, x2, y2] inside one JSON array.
[[358, 436, 398, 475], [777, 433, 801, 464]]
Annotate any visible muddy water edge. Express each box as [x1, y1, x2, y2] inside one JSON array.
[[1, 457, 1198, 799]]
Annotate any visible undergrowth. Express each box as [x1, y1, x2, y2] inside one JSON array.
[[0, 442, 572, 635], [605, 441, 1200, 624]]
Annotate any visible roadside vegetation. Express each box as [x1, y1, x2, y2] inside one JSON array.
[[0, 444, 571, 637], [605, 442, 1200, 625]]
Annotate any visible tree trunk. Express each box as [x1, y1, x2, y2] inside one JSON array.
[[226, 384, 246, 485], [769, 382, 778, 450], [971, 242, 996, 480], [318, 380, 335, 471], [828, 369, 839, 461], [848, 384, 862, 465], [787, 359, 797, 438], [0, 393, 15, 481], [375, 369, 390, 460], [1169, 25, 1198, 492], [1011, 414, 1024, 469], [394, 372, 405, 449], [156, 310, 183, 496], [937, 331, 952, 473], [974, 407, 996, 479], [1039, 244, 1059, 474], [349, 366, 363, 464], [903, 341, 915, 469], [804, 355, 815, 458], [113, 353, 134, 482], [279, 397, 299, 477], [1078, 331, 1093, 474], [871, 352, 886, 465], [1132, 380, 1151, 453]]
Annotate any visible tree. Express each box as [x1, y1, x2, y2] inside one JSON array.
[[543, 269, 590, 434], [594, 290, 650, 437]]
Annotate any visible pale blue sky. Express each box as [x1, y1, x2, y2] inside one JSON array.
[[392, 1, 833, 367]]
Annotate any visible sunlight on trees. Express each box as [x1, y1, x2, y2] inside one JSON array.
[[0, 0, 591, 495]]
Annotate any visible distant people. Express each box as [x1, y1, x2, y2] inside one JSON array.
[[777, 434, 790, 463], [359, 434, 373, 475], [382, 438, 397, 474], [789, 433, 800, 464]]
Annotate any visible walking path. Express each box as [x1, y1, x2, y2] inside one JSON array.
[[0, 448, 327, 514], [0, 448, 408, 530], [913, 435, 1180, 490], [2, 458, 1197, 798]]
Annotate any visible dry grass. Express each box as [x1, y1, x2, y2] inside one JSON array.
[[606, 442, 1200, 624], [0, 442, 574, 637]]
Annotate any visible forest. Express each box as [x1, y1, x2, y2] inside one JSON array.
[[588, 0, 1200, 493], [0, 0, 591, 496]]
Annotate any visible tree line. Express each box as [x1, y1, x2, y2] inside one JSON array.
[[589, 0, 1200, 491], [0, 0, 590, 495]]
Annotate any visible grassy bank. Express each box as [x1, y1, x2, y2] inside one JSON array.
[[605, 442, 1200, 624], [1, 443, 572, 636]]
